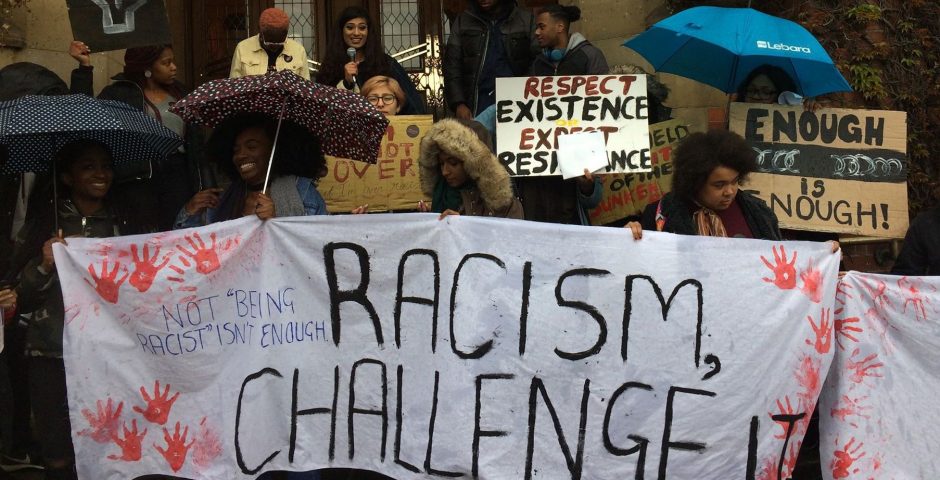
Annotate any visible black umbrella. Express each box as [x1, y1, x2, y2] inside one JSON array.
[[0, 94, 183, 175], [0, 94, 183, 230]]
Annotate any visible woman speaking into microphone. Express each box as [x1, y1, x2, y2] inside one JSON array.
[[316, 6, 426, 114]]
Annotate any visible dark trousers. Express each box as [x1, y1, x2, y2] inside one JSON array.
[[1, 323, 31, 458], [28, 356, 75, 478]]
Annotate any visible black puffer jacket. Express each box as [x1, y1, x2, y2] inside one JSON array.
[[892, 207, 940, 276], [528, 32, 609, 76], [640, 191, 783, 240], [444, 0, 536, 114], [0, 61, 72, 100]]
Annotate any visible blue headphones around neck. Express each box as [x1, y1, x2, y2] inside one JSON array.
[[543, 48, 566, 62]]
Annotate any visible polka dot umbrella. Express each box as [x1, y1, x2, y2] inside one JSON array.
[[170, 69, 389, 166], [0, 94, 183, 175]]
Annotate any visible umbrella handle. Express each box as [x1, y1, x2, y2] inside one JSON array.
[[53, 160, 59, 233], [261, 99, 288, 195]]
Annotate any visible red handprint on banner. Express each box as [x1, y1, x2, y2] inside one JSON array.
[[191, 416, 223, 469], [154, 422, 194, 472], [799, 260, 823, 304], [834, 307, 863, 350], [830, 394, 871, 425], [830, 437, 865, 479], [176, 232, 220, 275], [897, 276, 936, 323], [835, 280, 854, 305], [769, 396, 799, 440], [133, 380, 180, 426], [846, 348, 884, 385], [108, 419, 147, 461], [761, 245, 797, 290], [78, 398, 124, 443], [805, 307, 833, 354], [129, 243, 172, 292], [757, 442, 799, 480], [859, 277, 891, 311], [795, 354, 822, 412], [84, 260, 128, 304]]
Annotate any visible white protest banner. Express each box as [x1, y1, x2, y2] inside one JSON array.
[[495, 75, 652, 177], [819, 272, 940, 479], [57, 216, 839, 479]]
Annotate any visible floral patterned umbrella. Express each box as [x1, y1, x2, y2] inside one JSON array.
[[170, 69, 388, 164]]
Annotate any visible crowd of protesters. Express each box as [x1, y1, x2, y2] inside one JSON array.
[[0, 1, 933, 480]]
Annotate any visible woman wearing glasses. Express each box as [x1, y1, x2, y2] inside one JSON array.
[[734, 65, 819, 111], [360, 75, 406, 116], [316, 6, 426, 115]]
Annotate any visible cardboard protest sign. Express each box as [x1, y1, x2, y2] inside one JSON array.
[[319, 115, 432, 212], [67, 0, 172, 53], [588, 119, 690, 225], [58, 217, 839, 479], [729, 103, 909, 238], [495, 75, 652, 177], [819, 272, 940, 479]]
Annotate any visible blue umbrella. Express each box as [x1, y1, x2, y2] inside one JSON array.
[[0, 94, 183, 175], [624, 6, 851, 98]]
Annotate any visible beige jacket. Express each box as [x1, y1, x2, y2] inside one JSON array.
[[230, 35, 310, 80]]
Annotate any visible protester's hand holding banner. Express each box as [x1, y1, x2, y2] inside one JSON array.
[[495, 75, 652, 177], [319, 115, 433, 212], [57, 215, 841, 479], [820, 271, 940, 479], [729, 103, 909, 238]]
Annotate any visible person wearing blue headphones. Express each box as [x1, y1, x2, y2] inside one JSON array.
[[516, 5, 607, 225], [529, 5, 608, 76]]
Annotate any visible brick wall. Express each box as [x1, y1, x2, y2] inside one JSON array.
[[840, 241, 899, 273]]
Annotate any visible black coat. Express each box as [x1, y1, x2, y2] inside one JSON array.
[[892, 207, 940, 276], [640, 191, 783, 241], [443, 1, 537, 114], [316, 53, 427, 115]]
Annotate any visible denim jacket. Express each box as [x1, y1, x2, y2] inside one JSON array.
[[174, 177, 327, 229]]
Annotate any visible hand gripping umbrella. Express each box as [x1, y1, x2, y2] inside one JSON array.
[[170, 69, 389, 193], [0, 94, 184, 230], [624, 6, 852, 98]]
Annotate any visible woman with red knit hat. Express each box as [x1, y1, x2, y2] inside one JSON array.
[[70, 43, 205, 233]]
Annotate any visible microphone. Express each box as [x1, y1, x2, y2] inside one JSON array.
[[346, 47, 357, 85]]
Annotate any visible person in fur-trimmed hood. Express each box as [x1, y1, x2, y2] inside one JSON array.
[[419, 118, 524, 219]]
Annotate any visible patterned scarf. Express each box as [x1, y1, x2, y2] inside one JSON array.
[[693, 206, 728, 237]]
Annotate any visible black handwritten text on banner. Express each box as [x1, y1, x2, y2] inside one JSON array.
[[730, 103, 909, 237], [495, 75, 652, 177], [57, 216, 839, 479]]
